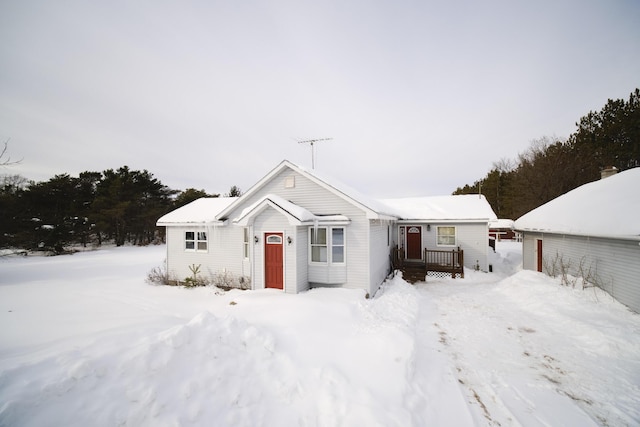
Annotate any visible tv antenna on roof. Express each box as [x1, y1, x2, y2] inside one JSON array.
[[297, 138, 332, 169]]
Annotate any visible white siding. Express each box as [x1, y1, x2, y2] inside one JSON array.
[[369, 220, 394, 296], [522, 231, 640, 313], [224, 168, 373, 293], [522, 233, 539, 271], [296, 227, 309, 292], [456, 223, 491, 272], [165, 225, 246, 283], [420, 222, 491, 271], [252, 206, 297, 293], [223, 168, 364, 220]]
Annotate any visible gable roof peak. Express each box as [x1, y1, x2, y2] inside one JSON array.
[[216, 159, 397, 221]]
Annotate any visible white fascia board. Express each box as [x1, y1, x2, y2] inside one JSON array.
[[216, 161, 293, 221], [234, 199, 303, 227], [516, 228, 640, 242], [375, 214, 399, 222], [156, 221, 227, 227], [396, 219, 490, 224], [300, 217, 351, 226]]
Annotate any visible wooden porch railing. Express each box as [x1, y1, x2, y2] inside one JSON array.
[[424, 247, 464, 278], [392, 245, 464, 279]]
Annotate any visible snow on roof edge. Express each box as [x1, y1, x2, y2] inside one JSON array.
[[514, 167, 640, 238], [157, 197, 238, 225]]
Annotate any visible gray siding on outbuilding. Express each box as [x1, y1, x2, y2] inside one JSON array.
[[522, 231, 640, 313]]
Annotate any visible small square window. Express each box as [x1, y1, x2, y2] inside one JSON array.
[[437, 226, 456, 246], [185, 230, 207, 251]]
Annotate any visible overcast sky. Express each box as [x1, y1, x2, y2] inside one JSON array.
[[1, 0, 639, 198]]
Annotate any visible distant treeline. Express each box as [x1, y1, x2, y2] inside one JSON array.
[[454, 88, 640, 219], [0, 165, 241, 253]]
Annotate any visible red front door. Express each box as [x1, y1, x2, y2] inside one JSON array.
[[406, 226, 422, 260], [265, 233, 284, 289]]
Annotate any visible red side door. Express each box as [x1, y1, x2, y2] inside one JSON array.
[[536, 239, 543, 272], [264, 233, 284, 290], [406, 226, 422, 260]]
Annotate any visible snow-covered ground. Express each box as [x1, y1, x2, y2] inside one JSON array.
[[0, 243, 638, 426]]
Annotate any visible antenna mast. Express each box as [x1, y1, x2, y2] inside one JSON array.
[[297, 138, 332, 169]]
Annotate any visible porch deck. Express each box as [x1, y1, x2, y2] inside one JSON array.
[[392, 246, 464, 283]]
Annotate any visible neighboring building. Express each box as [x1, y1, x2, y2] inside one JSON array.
[[489, 219, 517, 241], [157, 160, 497, 296], [515, 167, 640, 313]]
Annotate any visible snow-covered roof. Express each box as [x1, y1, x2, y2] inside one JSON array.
[[216, 160, 398, 221], [514, 167, 640, 239], [233, 194, 349, 226], [156, 197, 238, 225], [381, 195, 497, 222], [158, 162, 499, 226], [489, 219, 515, 229], [302, 164, 399, 219]]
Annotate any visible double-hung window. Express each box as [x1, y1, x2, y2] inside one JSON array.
[[437, 226, 456, 246], [310, 227, 345, 264], [331, 228, 344, 263], [243, 228, 250, 258], [185, 231, 207, 251], [310, 228, 327, 262]]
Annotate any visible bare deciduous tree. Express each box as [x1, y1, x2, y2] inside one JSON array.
[[1, 139, 22, 166]]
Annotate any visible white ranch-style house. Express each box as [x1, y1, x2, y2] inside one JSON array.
[[157, 160, 497, 296]]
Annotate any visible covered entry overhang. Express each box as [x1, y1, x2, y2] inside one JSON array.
[[231, 194, 351, 294]]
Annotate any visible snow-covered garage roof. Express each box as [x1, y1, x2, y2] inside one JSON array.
[[514, 167, 640, 239]]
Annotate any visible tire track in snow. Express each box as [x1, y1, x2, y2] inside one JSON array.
[[401, 283, 477, 426]]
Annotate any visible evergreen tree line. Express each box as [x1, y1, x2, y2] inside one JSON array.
[[0, 166, 233, 253], [454, 88, 640, 219]]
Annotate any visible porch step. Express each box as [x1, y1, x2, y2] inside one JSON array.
[[400, 266, 426, 284]]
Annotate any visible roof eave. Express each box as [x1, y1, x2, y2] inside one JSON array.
[[516, 228, 640, 242], [397, 218, 492, 223], [156, 221, 226, 227]]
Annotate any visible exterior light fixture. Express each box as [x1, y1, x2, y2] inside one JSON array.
[[287, 236, 292, 245], [254, 236, 259, 244]]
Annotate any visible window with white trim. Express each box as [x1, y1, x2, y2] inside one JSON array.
[[267, 235, 283, 244], [185, 231, 207, 251], [437, 226, 456, 246], [309, 227, 345, 264], [310, 227, 327, 262], [243, 228, 249, 258], [332, 228, 344, 263]]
